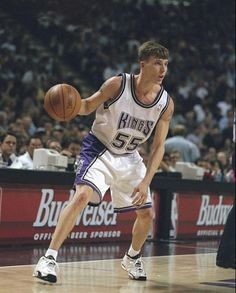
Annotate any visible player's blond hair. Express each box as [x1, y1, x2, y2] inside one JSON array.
[[138, 41, 169, 61]]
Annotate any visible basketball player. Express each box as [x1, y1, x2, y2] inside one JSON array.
[[33, 41, 174, 283]]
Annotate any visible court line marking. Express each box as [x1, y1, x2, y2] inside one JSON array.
[[0, 252, 217, 269], [166, 243, 218, 252]]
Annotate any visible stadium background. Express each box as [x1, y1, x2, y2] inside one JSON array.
[[0, 1, 235, 291], [0, 0, 235, 166]]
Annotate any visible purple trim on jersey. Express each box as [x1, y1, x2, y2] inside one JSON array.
[[131, 74, 164, 108], [156, 94, 170, 124], [113, 202, 152, 213], [74, 133, 107, 202]]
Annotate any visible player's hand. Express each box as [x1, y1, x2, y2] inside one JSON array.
[[131, 181, 149, 207]]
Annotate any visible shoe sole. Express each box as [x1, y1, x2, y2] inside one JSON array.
[[33, 271, 57, 283], [121, 262, 147, 281]]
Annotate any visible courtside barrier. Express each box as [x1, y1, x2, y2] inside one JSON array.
[[0, 169, 234, 245]]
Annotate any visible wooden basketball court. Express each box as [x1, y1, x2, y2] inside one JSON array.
[[0, 252, 234, 292]]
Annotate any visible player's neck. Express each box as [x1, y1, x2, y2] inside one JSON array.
[[133, 74, 161, 104], [134, 74, 161, 96]]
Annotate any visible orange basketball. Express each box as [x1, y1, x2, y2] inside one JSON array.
[[44, 84, 81, 121]]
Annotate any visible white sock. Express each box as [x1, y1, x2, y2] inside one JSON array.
[[45, 249, 58, 260], [127, 245, 140, 258]]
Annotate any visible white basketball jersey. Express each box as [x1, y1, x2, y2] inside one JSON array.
[[91, 73, 170, 154]]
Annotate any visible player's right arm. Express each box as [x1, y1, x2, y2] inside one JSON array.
[[78, 76, 122, 115]]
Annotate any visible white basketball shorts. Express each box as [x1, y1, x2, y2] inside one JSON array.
[[74, 133, 152, 212]]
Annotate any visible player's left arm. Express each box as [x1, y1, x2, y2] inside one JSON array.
[[132, 97, 174, 206], [143, 97, 174, 185]]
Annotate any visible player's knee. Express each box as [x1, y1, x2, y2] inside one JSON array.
[[137, 208, 155, 223], [71, 191, 91, 208]]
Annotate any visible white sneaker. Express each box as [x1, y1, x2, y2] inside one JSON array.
[[33, 256, 59, 283], [121, 253, 147, 281]]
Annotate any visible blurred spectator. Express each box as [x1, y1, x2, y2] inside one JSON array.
[[103, 59, 120, 80], [225, 168, 235, 183], [195, 158, 212, 181], [169, 105, 186, 129], [51, 125, 65, 144], [183, 111, 198, 133], [16, 133, 29, 155], [0, 131, 18, 167], [217, 151, 231, 178], [168, 150, 181, 171], [193, 104, 205, 123], [22, 115, 37, 136], [11, 135, 43, 169], [222, 113, 234, 142], [186, 125, 205, 149], [219, 109, 234, 131], [159, 150, 182, 173], [165, 124, 200, 162], [67, 123, 89, 141], [61, 136, 81, 158], [0, 111, 8, 132], [204, 147, 217, 161], [158, 153, 171, 172], [61, 136, 82, 171], [195, 157, 210, 170], [203, 126, 223, 150], [35, 127, 46, 136], [195, 80, 209, 100], [217, 93, 233, 118], [209, 160, 224, 182], [47, 138, 62, 153]]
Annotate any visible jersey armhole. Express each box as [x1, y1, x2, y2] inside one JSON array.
[[104, 73, 126, 109], [157, 94, 171, 122]]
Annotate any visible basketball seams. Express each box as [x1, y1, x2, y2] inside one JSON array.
[[69, 87, 78, 118], [48, 87, 61, 120], [60, 84, 66, 121], [67, 85, 75, 118], [44, 83, 81, 121], [63, 85, 78, 120]]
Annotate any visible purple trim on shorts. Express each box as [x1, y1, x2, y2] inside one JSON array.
[[74, 133, 107, 203], [113, 202, 152, 213], [78, 178, 103, 206]]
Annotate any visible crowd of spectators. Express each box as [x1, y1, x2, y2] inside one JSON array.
[[0, 0, 235, 182]]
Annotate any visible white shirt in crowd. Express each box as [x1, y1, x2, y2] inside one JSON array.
[[10, 152, 33, 169]]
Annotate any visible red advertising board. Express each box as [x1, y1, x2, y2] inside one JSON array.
[[169, 192, 234, 239], [0, 184, 160, 245]]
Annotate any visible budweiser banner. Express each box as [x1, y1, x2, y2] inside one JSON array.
[[169, 192, 234, 239], [0, 184, 159, 245]]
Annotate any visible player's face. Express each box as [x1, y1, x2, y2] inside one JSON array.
[[141, 57, 168, 84]]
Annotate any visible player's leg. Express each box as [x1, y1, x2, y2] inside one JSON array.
[[121, 207, 154, 281], [111, 152, 153, 280], [49, 184, 93, 250], [131, 207, 155, 251], [33, 134, 111, 283], [33, 184, 93, 283]]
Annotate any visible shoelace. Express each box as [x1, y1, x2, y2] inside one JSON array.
[[45, 258, 59, 272], [134, 259, 144, 273]]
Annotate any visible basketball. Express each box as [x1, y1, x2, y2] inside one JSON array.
[[44, 84, 81, 121]]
